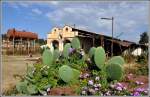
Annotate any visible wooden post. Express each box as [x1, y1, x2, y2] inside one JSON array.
[[7, 38, 9, 55], [111, 17, 114, 57], [100, 36, 104, 47], [92, 35, 95, 47], [119, 44, 122, 54], [20, 38, 22, 55], [34, 39, 35, 54], [27, 39, 29, 55], [13, 37, 14, 56]]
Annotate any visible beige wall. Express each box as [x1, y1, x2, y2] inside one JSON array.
[[47, 25, 78, 51]]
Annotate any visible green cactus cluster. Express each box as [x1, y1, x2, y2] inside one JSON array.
[[88, 46, 125, 81], [16, 36, 127, 95]]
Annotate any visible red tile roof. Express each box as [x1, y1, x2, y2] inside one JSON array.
[[7, 29, 38, 39]]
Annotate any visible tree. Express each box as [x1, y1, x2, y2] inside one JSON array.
[[36, 39, 46, 45], [139, 32, 149, 44]]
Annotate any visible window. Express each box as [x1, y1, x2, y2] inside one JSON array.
[[66, 28, 68, 31]]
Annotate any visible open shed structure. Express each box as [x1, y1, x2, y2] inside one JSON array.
[[4, 28, 38, 55], [47, 25, 147, 56]]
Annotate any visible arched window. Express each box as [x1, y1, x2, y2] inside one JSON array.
[[64, 39, 71, 45], [66, 28, 68, 31]]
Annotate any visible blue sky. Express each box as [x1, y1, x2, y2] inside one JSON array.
[[2, 1, 149, 42]]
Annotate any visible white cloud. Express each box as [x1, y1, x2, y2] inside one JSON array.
[[44, 1, 148, 42], [49, 1, 59, 5], [18, 3, 29, 8], [5, 1, 149, 42], [32, 8, 42, 15]]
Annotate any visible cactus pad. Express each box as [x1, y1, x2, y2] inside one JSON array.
[[42, 49, 53, 66], [94, 47, 106, 69], [89, 47, 96, 59], [53, 49, 60, 61], [71, 37, 81, 49], [72, 69, 80, 79], [16, 81, 28, 94], [27, 84, 38, 94], [63, 43, 71, 58], [106, 63, 124, 80], [58, 65, 73, 83], [107, 56, 125, 66]]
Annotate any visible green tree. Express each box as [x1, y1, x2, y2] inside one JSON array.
[[36, 39, 46, 45], [139, 32, 149, 44]]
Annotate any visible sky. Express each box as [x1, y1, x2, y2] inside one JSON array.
[[2, 1, 149, 43]]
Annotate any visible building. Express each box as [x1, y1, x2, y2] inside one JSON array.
[[47, 25, 146, 56], [2, 28, 38, 55]]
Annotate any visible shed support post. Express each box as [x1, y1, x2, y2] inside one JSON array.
[[34, 39, 35, 54], [27, 39, 29, 55], [13, 37, 14, 56], [21, 38, 22, 55], [100, 36, 104, 47], [92, 35, 95, 47]]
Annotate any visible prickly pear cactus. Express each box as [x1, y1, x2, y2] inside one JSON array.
[[16, 81, 28, 94], [89, 47, 96, 59], [58, 65, 73, 83], [27, 84, 38, 94], [72, 69, 80, 79], [94, 47, 106, 69], [42, 49, 53, 66], [106, 63, 124, 80], [26, 65, 34, 78], [107, 56, 125, 66], [71, 37, 81, 49], [63, 43, 71, 58], [53, 49, 60, 61], [50, 46, 54, 54]]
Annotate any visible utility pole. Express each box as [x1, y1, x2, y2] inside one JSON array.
[[73, 24, 76, 28], [101, 17, 114, 57], [111, 17, 114, 56]]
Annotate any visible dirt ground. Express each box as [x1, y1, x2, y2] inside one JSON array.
[[2, 54, 41, 93]]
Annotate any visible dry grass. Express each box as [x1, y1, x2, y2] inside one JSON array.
[[2, 55, 40, 94], [123, 62, 139, 74]]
